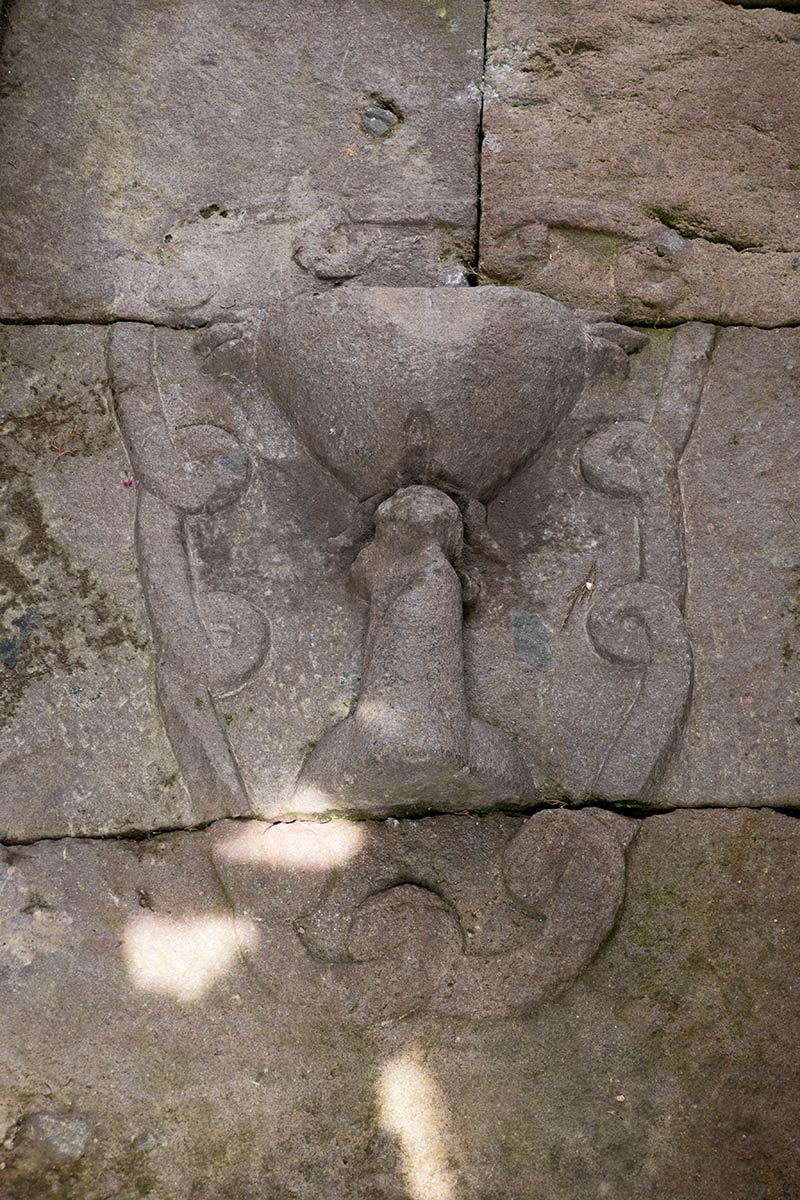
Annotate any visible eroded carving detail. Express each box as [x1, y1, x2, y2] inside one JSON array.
[[579, 323, 716, 800], [293, 486, 535, 814], [109, 324, 269, 819], [211, 809, 637, 1020], [255, 287, 644, 815]]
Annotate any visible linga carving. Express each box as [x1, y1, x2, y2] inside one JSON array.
[[110, 289, 712, 816], [293, 484, 535, 814]]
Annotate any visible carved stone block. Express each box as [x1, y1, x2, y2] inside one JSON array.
[[0, 0, 484, 323], [1, 809, 798, 1198], [480, 0, 800, 325], [2, 5, 798, 1198], [3, 307, 797, 840]]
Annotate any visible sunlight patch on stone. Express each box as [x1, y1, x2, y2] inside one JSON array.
[[378, 1048, 458, 1200], [124, 913, 254, 1002], [218, 818, 365, 869], [286, 782, 337, 816]]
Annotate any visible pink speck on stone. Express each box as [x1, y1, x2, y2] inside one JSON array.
[[123, 474, 134, 488]]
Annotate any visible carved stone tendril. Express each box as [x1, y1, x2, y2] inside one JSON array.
[[211, 808, 637, 1020], [109, 323, 269, 820], [578, 322, 715, 801], [587, 583, 693, 801], [580, 421, 685, 607]]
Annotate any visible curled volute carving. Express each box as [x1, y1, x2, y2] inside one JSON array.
[[109, 323, 270, 821], [578, 322, 715, 801], [580, 422, 685, 607], [211, 809, 637, 1021]]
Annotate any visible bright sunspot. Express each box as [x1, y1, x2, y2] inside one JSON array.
[[217, 818, 366, 870], [123, 913, 255, 1003], [378, 1048, 459, 1200]]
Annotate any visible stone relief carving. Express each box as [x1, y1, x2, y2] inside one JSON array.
[[211, 808, 636, 1020], [292, 484, 535, 815], [109, 325, 270, 821], [108, 290, 715, 816], [106, 288, 715, 1015], [579, 322, 714, 800]]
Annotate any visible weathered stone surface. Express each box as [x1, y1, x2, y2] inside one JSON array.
[[662, 327, 800, 806], [0, 0, 484, 323], [0, 325, 191, 839], [1, 807, 798, 1198], [5, 308, 795, 842], [480, 0, 800, 324], [475, 321, 800, 808], [3, 4, 798, 1200]]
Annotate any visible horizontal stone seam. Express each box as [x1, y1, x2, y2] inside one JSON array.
[[2, 314, 800, 334], [0, 316, 208, 330], [619, 318, 800, 332], [2, 802, 799, 849]]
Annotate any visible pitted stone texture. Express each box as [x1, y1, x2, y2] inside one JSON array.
[[1, 808, 798, 1198], [661, 327, 800, 807], [0, 0, 484, 323], [480, 0, 800, 324], [0, 325, 190, 840]]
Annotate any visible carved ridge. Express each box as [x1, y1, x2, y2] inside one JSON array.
[[109, 323, 269, 820], [587, 584, 693, 801], [580, 421, 685, 607], [211, 809, 637, 1020], [578, 323, 715, 800]]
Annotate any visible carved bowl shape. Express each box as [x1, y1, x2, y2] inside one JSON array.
[[256, 286, 592, 501]]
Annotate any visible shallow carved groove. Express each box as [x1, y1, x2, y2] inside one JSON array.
[[108, 323, 269, 820]]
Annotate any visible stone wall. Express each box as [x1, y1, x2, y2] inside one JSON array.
[[1, 2, 798, 1198]]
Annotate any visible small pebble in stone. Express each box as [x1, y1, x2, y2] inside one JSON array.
[[361, 104, 399, 137]]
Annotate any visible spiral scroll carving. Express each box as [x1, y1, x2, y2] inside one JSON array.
[[109, 323, 270, 820], [578, 322, 715, 801], [211, 808, 637, 1021]]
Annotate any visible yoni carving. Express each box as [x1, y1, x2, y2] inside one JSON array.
[[109, 287, 712, 817]]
